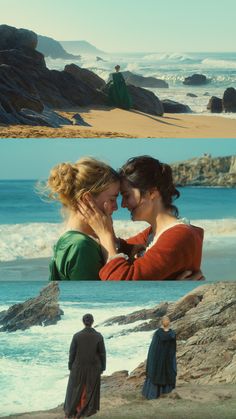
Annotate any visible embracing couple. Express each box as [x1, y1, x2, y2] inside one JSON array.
[[46, 155, 204, 281]]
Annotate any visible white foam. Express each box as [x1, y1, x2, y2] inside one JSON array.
[[0, 303, 154, 415], [202, 58, 236, 69], [0, 219, 236, 263]]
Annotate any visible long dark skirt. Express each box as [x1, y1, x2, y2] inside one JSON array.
[[142, 377, 175, 400], [64, 366, 101, 418]]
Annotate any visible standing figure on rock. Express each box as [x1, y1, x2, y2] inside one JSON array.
[[64, 314, 106, 418], [108, 65, 132, 110], [142, 316, 177, 399]]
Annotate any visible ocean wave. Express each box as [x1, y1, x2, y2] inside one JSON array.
[[143, 53, 196, 63], [202, 58, 236, 69], [0, 304, 153, 415], [1, 219, 236, 263]]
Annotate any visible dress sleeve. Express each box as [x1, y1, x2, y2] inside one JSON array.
[[118, 227, 151, 255], [100, 226, 199, 280], [64, 240, 103, 280]]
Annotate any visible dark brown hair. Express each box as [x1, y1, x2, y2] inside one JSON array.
[[119, 156, 180, 216]]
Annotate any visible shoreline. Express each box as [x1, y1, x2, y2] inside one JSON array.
[[1, 108, 236, 138]]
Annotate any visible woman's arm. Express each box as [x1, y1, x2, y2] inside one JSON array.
[[100, 225, 203, 280]]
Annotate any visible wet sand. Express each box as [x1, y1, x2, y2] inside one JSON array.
[[1, 107, 236, 138]]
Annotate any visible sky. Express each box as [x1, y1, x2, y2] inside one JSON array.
[[1, 0, 236, 52], [0, 138, 235, 179]]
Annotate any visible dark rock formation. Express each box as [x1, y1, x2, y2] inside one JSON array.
[[64, 63, 105, 90], [0, 25, 107, 126], [127, 85, 164, 116], [0, 25, 165, 125], [183, 74, 211, 86], [0, 24, 37, 50], [37, 35, 81, 60], [0, 282, 64, 332], [207, 96, 223, 113], [223, 87, 236, 112], [162, 99, 192, 113], [96, 56, 105, 62], [103, 282, 236, 385], [186, 93, 198, 97], [120, 71, 168, 88], [171, 155, 236, 187]]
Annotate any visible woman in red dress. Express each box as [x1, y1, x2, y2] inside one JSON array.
[[80, 156, 204, 280]]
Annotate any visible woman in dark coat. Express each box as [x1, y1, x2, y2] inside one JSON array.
[[142, 316, 177, 399], [64, 314, 106, 418]]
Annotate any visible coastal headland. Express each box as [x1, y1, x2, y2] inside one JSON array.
[[2, 282, 236, 418]]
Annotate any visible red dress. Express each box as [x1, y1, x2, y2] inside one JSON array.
[[99, 224, 204, 280]]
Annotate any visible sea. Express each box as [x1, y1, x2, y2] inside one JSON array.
[[0, 180, 236, 414], [45, 51, 236, 116]]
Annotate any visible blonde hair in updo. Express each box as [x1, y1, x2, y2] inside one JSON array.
[[45, 157, 119, 211]]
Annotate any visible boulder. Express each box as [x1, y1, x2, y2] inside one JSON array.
[[162, 99, 192, 113], [186, 93, 198, 97], [127, 85, 164, 116], [0, 26, 107, 126], [183, 74, 211, 86], [223, 87, 236, 112], [113, 71, 169, 88], [96, 56, 105, 62], [0, 282, 64, 332], [0, 24, 37, 50], [207, 96, 223, 113], [64, 63, 106, 90]]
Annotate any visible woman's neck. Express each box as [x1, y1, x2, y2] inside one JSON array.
[[65, 212, 97, 238], [150, 212, 178, 236]]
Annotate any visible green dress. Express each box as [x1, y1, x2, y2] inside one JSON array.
[[49, 231, 104, 281], [108, 72, 132, 110]]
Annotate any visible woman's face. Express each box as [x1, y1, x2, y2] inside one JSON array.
[[94, 181, 120, 215], [120, 179, 152, 222]]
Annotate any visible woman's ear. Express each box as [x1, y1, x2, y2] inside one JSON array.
[[81, 192, 92, 202], [149, 188, 160, 200]]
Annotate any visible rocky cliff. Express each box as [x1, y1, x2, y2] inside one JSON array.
[[0, 282, 63, 332], [172, 155, 236, 187], [102, 282, 236, 390]]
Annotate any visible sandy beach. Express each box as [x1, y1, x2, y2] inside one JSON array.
[[1, 107, 236, 138]]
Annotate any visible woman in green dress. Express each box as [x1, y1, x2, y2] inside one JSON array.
[[44, 157, 120, 280], [108, 65, 132, 110]]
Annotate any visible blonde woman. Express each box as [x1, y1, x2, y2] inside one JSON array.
[[45, 157, 120, 280]]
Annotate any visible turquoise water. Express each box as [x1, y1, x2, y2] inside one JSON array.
[[1, 180, 236, 223]]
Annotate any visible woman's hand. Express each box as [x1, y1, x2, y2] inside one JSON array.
[[78, 195, 117, 260], [176, 270, 205, 281]]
